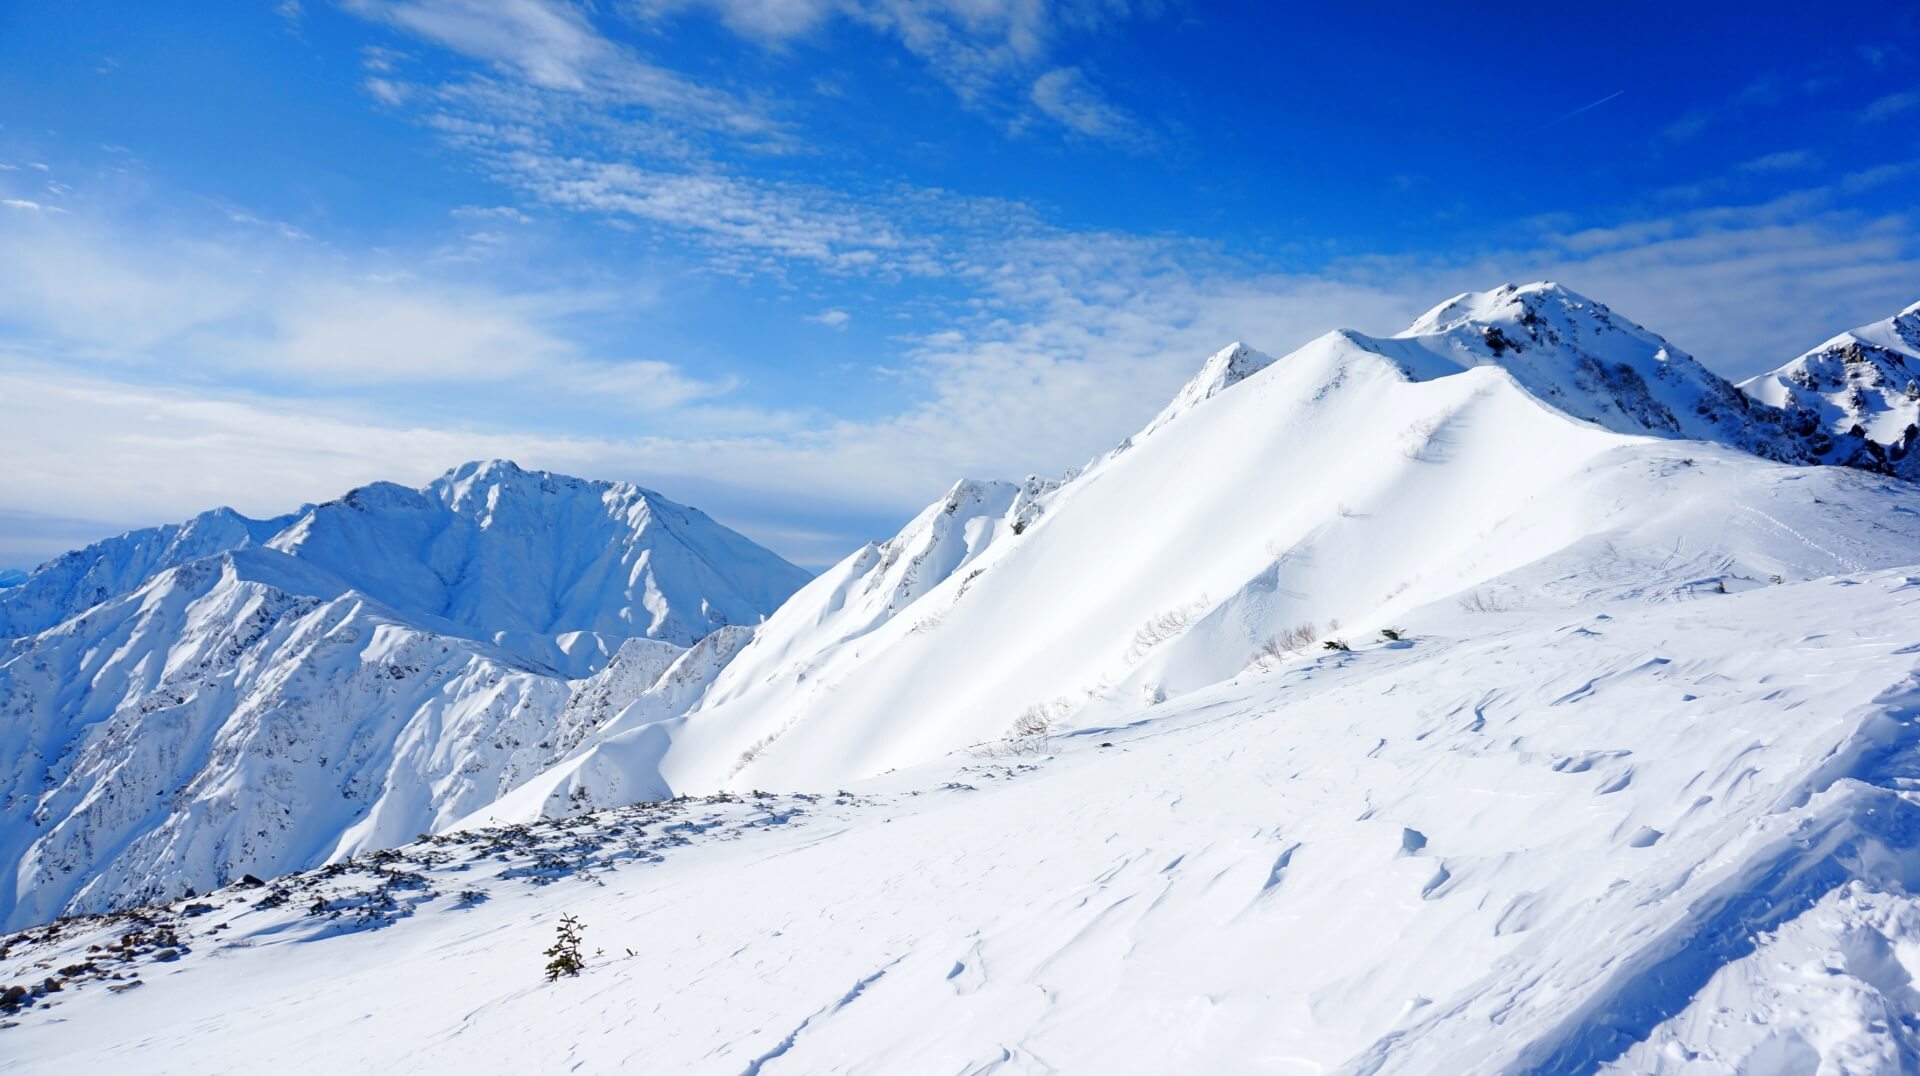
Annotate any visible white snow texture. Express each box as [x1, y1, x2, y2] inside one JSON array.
[[6, 283, 1920, 1075]]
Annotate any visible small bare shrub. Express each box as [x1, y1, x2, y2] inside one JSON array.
[[1127, 595, 1210, 662], [973, 701, 1070, 758], [1400, 417, 1443, 461], [1249, 622, 1319, 671], [1457, 590, 1508, 613]]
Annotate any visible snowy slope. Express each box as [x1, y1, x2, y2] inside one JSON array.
[[0, 463, 808, 929], [10, 284, 1920, 1074], [7, 562, 1920, 1074], [1741, 298, 1920, 449], [490, 284, 1920, 817]]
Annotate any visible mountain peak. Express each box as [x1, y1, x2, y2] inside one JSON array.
[[1399, 281, 1647, 349], [1739, 298, 1920, 448], [443, 458, 530, 483], [1132, 341, 1276, 443]]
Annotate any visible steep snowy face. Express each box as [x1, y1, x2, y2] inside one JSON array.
[[265, 460, 812, 658], [0, 549, 566, 929], [0, 546, 771, 931], [0, 506, 295, 639], [493, 296, 1920, 813], [1740, 299, 1920, 448], [0, 462, 806, 929]]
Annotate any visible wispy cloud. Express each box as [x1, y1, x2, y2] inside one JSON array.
[[1737, 149, 1821, 173], [629, 0, 1152, 137], [344, 0, 791, 143], [8, 182, 1920, 570], [1663, 75, 1786, 141], [1030, 66, 1151, 146], [0, 202, 732, 411], [1861, 87, 1920, 122]]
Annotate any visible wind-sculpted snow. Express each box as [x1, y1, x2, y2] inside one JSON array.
[[0, 463, 806, 930], [8, 569, 1920, 1074]]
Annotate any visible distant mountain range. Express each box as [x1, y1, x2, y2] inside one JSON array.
[[5, 285, 1919, 932]]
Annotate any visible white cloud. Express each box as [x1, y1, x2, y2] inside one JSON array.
[[1030, 66, 1149, 146], [808, 308, 851, 329], [1841, 161, 1920, 194], [1737, 149, 1821, 173], [1861, 88, 1920, 123], [345, 0, 788, 141], [9, 194, 1919, 571], [363, 76, 412, 106], [0, 205, 732, 409], [451, 203, 531, 221], [621, 0, 1149, 132]]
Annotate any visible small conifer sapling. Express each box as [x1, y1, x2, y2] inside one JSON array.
[[545, 914, 587, 981]]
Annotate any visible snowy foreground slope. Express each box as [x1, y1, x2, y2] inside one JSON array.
[[0, 462, 808, 929], [8, 283, 1920, 1073], [6, 559, 1920, 1073]]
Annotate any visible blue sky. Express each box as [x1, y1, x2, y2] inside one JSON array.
[[1, 1, 1918, 568]]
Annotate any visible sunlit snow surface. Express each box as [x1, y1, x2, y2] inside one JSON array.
[[7, 284, 1920, 1072], [7, 567, 1920, 1073]]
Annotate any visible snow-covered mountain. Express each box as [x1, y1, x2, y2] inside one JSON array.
[[10, 283, 1920, 1074], [481, 283, 1920, 817], [0, 462, 808, 929], [0, 506, 297, 641], [1740, 298, 1920, 453]]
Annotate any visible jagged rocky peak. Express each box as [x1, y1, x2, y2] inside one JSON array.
[[1740, 299, 1920, 447]]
